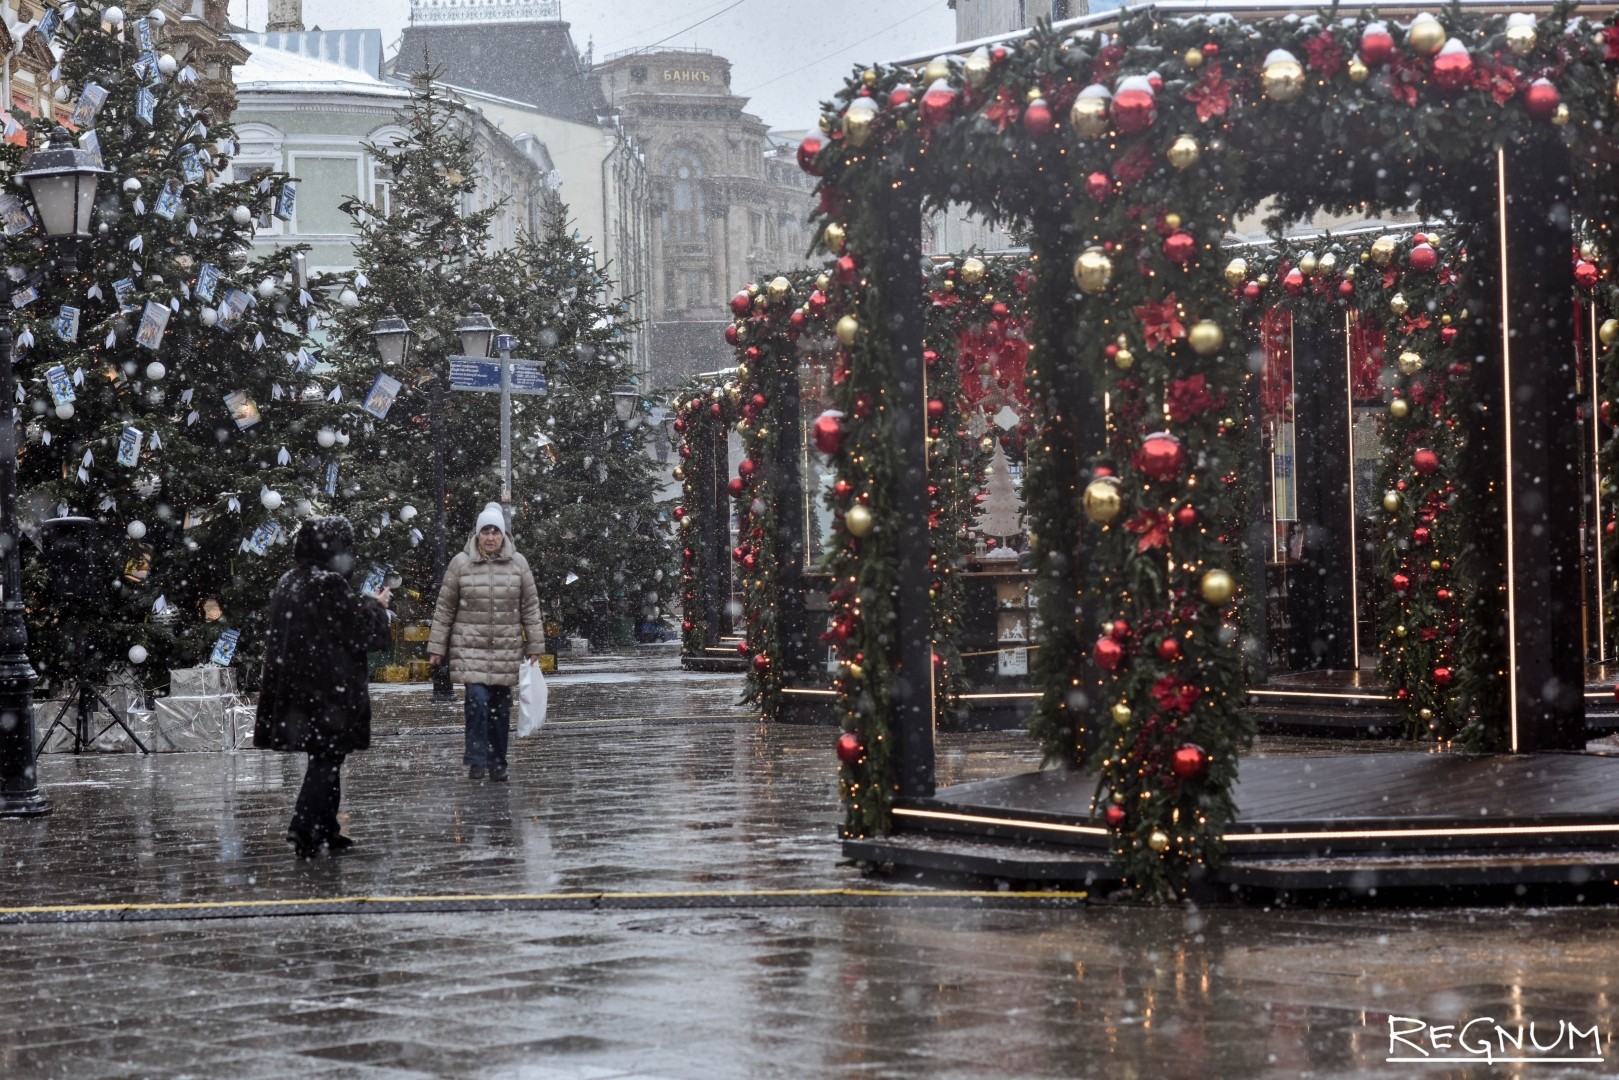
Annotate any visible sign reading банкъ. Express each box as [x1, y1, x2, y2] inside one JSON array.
[[662, 70, 713, 83]]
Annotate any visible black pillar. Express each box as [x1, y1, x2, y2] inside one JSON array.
[[880, 184, 935, 799], [699, 417, 731, 648], [0, 306, 47, 816], [771, 354, 812, 673], [1476, 142, 1585, 751]]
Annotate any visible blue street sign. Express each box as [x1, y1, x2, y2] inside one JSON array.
[[509, 361, 548, 396], [495, 333, 517, 353], [448, 357, 500, 392]]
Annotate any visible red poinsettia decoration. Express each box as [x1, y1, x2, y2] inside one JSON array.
[[1111, 143, 1155, 186], [1123, 509, 1173, 552], [982, 86, 1021, 132], [1150, 674, 1202, 715], [1605, 25, 1619, 62], [1382, 57, 1422, 107], [1475, 54, 1524, 105], [1135, 294, 1186, 351], [1303, 31, 1345, 75], [1165, 374, 1222, 423], [1183, 63, 1232, 123]]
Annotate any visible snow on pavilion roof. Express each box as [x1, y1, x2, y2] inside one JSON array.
[[235, 38, 408, 98]]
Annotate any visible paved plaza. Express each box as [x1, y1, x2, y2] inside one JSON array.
[[1, 653, 1617, 1078]]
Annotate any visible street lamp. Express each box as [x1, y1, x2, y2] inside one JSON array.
[[369, 306, 414, 366], [612, 384, 640, 425], [0, 127, 110, 815], [456, 305, 496, 360]]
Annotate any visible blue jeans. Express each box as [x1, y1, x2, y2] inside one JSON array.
[[463, 683, 512, 770]]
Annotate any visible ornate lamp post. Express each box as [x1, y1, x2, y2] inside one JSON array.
[[0, 126, 109, 816]]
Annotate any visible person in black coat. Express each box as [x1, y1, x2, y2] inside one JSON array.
[[254, 517, 392, 857]]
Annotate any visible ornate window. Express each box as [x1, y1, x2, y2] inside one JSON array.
[[664, 147, 705, 245]]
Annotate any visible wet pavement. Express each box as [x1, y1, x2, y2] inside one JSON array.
[[3, 652, 1618, 1078]]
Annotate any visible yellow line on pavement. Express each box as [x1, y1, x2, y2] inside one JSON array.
[[0, 887, 1090, 917]]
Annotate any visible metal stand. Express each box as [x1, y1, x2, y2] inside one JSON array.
[[36, 681, 149, 757]]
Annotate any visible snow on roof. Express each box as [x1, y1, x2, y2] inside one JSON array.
[[235, 40, 408, 99]]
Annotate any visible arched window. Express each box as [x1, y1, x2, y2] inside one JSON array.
[[664, 147, 705, 244]]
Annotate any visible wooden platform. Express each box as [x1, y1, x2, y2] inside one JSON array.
[[846, 752, 1619, 893], [1248, 669, 1619, 734]]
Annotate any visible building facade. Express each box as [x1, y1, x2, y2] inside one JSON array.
[[953, 0, 1084, 41], [595, 48, 816, 388]]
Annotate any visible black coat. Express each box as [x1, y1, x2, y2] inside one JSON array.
[[254, 518, 391, 756]]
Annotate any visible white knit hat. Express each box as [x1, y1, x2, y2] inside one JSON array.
[[475, 502, 506, 534]]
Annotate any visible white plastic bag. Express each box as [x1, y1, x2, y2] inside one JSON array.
[[517, 659, 547, 737]]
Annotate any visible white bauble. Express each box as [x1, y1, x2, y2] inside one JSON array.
[[316, 428, 336, 448], [339, 288, 359, 308], [128, 644, 148, 664], [231, 205, 251, 226], [157, 54, 177, 76], [256, 277, 277, 299], [123, 177, 141, 194], [103, 6, 125, 26], [54, 402, 73, 419], [145, 361, 165, 381], [399, 504, 418, 522], [335, 431, 350, 446], [199, 306, 218, 327], [294, 499, 313, 518], [54, 86, 70, 103], [260, 488, 283, 510], [149, 8, 165, 23], [127, 520, 146, 539]]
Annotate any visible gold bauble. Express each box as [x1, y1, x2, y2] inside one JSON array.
[[964, 51, 992, 89], [768, 276, 792, 303], [959, 256, 987, 285], [1114, 347, 1135, 370], [846, 661, 864, 679], [1383, 490, 1401, 512], [815, 272, 831, 292], [1419, 707, 1435, 722], [1504, 22, 1536, 56], [819, 114, 834, 133], [1111, 702, 1133, 725], [1167, 135, 1200, 170], [1163, 213, 1182, 230], [1147, 830, 1171, 853], [1395, 624, 1408, 638], [1580, 242, 1598, 261], [824, 222, 847, 253], [843, 105, 876, 148], [1389, 398, 1410, 419], [845, 504, 874, 537], [1083, 476, 1123, 524], [1024, 85, 1043, 105], [1183, 47, 1205, 69], [1599, 319, 1619, 347], [1069, 94, 1110, 138], [672, 466, 685, 482], [1199, 569, 1236, 605], [862, 68, 878, 86], [736, 363, 750, 379], [1297, 252, 1319, 276], [923, 56, 951, 84], [1371, 236, 1398, 265], [1074, 248, 1113, 294], [1552, 104, 1570, 127], [1262, 57, 1306, 103], [1223, 257, 1248, 287], [1188, 320, 1224, 356], [1347, 56, 1369, 83], [1257, 273, 1271, 286], [1345, 265, 1357, 279], [835, 315, 860, 346], [1407, 13, 1447, 56], [1429, 559, 1442, 571], [1319, 252, 1338, 274], [1397, 350, 1423, 376], [1389, 293, 1409, 315]]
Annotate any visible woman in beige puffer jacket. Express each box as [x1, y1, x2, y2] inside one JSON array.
[[427, 502, 545, 781]]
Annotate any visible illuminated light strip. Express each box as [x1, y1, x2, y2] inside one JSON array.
[[1345, 311, 1362, 668], [1247, 689, 1391, 701], [959, 692, 1042, 700], [895, 806, 1111, 837], [1497, 147, 1522, 752], [782, 687, 837, 696], [899, 807, 1619, 845], [1594, 301, 1607, 660]]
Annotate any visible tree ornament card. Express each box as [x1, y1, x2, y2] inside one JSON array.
[[223, 389, 260, 430], [135, 300, 169, 350], [45, 365, 75, 405], [216, 287, 249, 329], [0, 194, 33, 237], [70, 83, 107, 126], [134, 17, 154, 53], [79, 130, 103, 169], [194, 263, 220, 301], [210, 628, 241, 665], [113, 277, 136, 311], [273, 181, 297, 221], [117, 426, 142, 467], [9, 285, 37, 308], [54, 305, 79, 342], [362, 372, 400, 420], [135, 88, 155, 125], [152, 178, 182, 220]]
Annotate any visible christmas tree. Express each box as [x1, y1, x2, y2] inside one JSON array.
[[5, 2, 345, 688]]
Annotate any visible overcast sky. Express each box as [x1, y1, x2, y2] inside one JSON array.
[[228, 0, 960, 130]]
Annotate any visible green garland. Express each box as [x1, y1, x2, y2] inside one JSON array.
[[804, 7, 1619, 898], [674, 373, 737, 658]]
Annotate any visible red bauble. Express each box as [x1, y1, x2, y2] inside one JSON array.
[[1112, 85, 1156, 134], [1023, 98, 1054, 136], [1408, 243, 1438, 273], [1412, 526, 1431, 546], [1170, 743, 1208, 780], [812, 411, 845, 456], [1412, 448, 1440, 475], [1135, 433, 1185, 482], [681, 620, 693, 633], [1440, 325, 1458, 345], [1604, 400, 1615, 429], [887, 84, 913, 109], [835, 731, 865, 764], [836, 254, 859, 285], [1243, 282, 1262, 303], [1283, 267, 1305, 296], [1163, 231, 1197, 266], [1612, 680, 1619, 703], [727, 477, 745, 497], [738, 458, 756, 480], [1157, 638, 1182, 661], [1433, 666, 1453, 687], [681, 547, 694, 562], [730, 291, 753, 316], [737, 640, 750, 656], [919, 83, 958, 128], [1085, 171, 1112, 202], [745, 346, 762, 362], [1575, 260, 1600, 290], [1175, 505, 1198, 528], [1396, 688, 1411, 702], [1436, 588, 1452, 603], [1393, 573, 1411, 593], [797, 134, 825, 175], [788, 310, 805, 337], [808, 290, 828, 314], [1109, 619, 1131, 642], [1430, 44, 1473, 92], [1524, 78, 1560, 120], [1359, 25, 1395, 66], [723, 323, 740, 346], [752, 652, 770, 673], [833, 478, 854, 500], [709, 402, 724, 419], [1104, 804, 1127, 828], [751, 393, 767, 411], [673, 505, 686, 520], [1338, 279, 1355, 299], [923, 348, 939, 368], [1093, 637, 1125, 671], [927, 398, 946, 419]]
